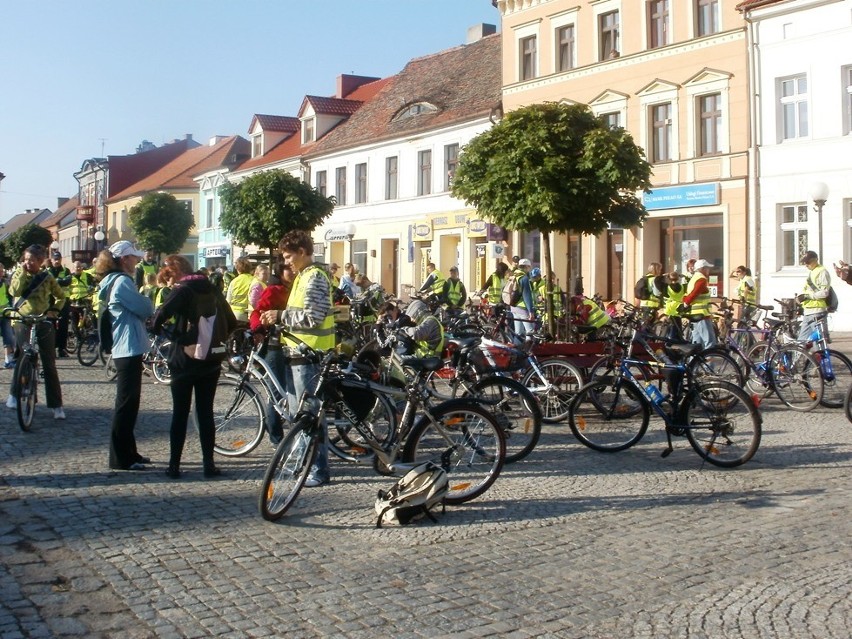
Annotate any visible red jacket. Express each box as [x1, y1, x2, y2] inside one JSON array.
[[249, 284, 291, 332]]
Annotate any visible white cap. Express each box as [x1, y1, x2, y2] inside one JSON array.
[[109, 240, 146, 259], [694, 259, 713, 270], [518, 258, 532, 267]]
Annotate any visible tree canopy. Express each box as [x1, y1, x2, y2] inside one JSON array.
[[452, 102, 652, 236], [218, 170, 335, 254], [128, 192, 194, 256], [1, 224, 53, 265]]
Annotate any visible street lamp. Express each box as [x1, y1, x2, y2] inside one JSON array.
[[94, 229, 105, 252], [809, 181, 829, 262]]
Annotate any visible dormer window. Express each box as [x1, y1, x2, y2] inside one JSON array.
[[251, 134, 263, 158], [302, 117, 316, 143], [393, 102, 438, 122]]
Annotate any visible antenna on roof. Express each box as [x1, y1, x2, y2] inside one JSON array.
[[98, 138, 107, 156]]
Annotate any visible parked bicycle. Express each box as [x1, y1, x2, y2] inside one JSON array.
[[258, 330, 506, 521], [104, 331, 174, 384], [569, 326, 762, 468]]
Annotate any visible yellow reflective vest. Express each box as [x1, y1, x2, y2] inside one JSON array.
[[284, 264, 336, 351]]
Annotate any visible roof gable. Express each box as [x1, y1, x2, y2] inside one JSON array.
[[248, 114, 300, 135]]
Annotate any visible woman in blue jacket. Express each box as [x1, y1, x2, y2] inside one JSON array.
[[96, 241, 154, 471]]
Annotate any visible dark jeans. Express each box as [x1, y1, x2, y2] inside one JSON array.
[[55, 304, 70, 352], [11, 322, 62, 408], [109, 355, 144, 469], [168, 364, 221, 468]]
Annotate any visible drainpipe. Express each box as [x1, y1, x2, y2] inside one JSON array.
[[743, 11, 761, 295]]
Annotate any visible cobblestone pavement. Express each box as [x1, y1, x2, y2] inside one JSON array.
[[1, 340, 850, 639]]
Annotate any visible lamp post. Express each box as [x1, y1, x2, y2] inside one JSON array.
[[94, 229, 105, 252], [809, 181, 829, 263]]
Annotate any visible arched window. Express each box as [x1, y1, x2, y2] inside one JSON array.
[[393, 102, 438, 122]]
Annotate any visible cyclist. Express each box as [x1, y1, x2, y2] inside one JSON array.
[[478, 262, 508, 306], [418, 262, 445, 299], [399, 299, 444, 358], [440, 266, 467, 314], [134, 248, 159, 289], [68, 260, 95, 337], [680, 258, 717, 349], [225, 257, 254, 322], [5, 244, 67, 420], [48, 251, 72, 357], [731, 265, 758, 322], [796, 250, 831, 342], [0, 262, 15, 368], [260, 230, 336, 488]]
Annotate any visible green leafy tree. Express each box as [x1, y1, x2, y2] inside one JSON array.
[[219, 170, 335, 258], [1, 224, 53, 264], [452, 102, 653, 334], [128, 192, 195, 257]]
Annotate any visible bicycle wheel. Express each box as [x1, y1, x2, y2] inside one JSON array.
[[521, 357, 584, 423], [743, 342, 773, 398], [424, 366, 459, 402], [463, 376, 542, 463], [326, 381, 396, 461], [77, 333, 100, 366], [151, 340, 173, 384], [105, 355, 118, 381], [769, 345, 823, 411], [206, 376, 267, 457], [844, 382, 852, 424], [683, 380, 761, 467], [814, 349, 852, 408], [568, 378, 649, 452], [15, 355, 37, 432], [65, 330, 78, 354], [689, 349, 744, 387], [587, 357, 654, 419], [402, 399, 505, 505], [258, 425, 319, 521]]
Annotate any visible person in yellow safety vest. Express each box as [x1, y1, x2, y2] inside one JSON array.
[[247, 264, 269, 314], [530, 268, 564, 321], [68, 261, 96, 338], [730, 265, 758, 322], [570, 295, 610, 338], [48, 251, 73, 357], [260, 230, 335, 488], [636, 262, 663, 320], [657, 270, 686, 340], [680, 258, 717, 349], [401, 299, 445, 358], [796, 250, 831, 342], [225, 257, 254, 322], [418, 262, 445, 300], [328, 263, 341, 289], [0, 262, 15, 368], [478, 262, 508, 305], [441, 266, 467, 312], [134, 248, 159, 289]]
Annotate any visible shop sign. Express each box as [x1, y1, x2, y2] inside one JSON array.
[[467, 218, 487, 238], [486, 223, 508, 242], [643, 183, 720, 210], [204, 246, 230, 258], [324, 225, 356, 241], [413, 222, 432, 241]]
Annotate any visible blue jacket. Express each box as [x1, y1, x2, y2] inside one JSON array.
[[99, 271, 153, 358]]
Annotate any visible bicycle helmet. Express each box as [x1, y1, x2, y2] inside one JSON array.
[[406, 299, 429, 323], [530, 267, 542, 278]]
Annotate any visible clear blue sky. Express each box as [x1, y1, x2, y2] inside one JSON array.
[[0, 0, 499, 223]]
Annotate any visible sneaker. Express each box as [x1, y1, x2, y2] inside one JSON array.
[[4, 361, 15, 369], [5, 395, 16, 409], [53, 407, 66, 420], [304, 472, 330, 488]]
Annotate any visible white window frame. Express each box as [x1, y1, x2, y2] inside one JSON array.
[[843, 65, 852, 136], [335, 167, 347, 206], [315, 170, 327, 197], [512, 19, 541, 82], [589, 90, 629, 130], [205, 198, 214, 229], [778, 203, 809, 269], [355, 162, 367, 204], [777, 74, 809, 142], [251, 134, 263, 158], [684, 70, 731, 157], [551, 8, 579, 73], [385, 156, 398, 201], [592, 1, 622, 62], [417, 149, 432, 197], [638, 81, 680, 163], [302, 117, 316, 144]]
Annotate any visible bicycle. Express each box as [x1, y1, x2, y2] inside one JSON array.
[[797, 313, 852, 408], [258, 330, 506, 521], [569, 328, 762, 468], [104, 331, 174, 384], [4, 309, 53, 431]]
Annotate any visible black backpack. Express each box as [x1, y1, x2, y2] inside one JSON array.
[[179, 289, 230, 362], [634, 276, 651, 301], [98, 274, 130, 355]]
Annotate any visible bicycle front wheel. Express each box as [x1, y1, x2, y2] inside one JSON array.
[[463, 376, 542, 463], [105, 355, 118, 381], [521, 357, 584, 423], [684, 381, 761, 468], [844, 382, 852, 424], [77, 333, 100, 366], [769, 345, 823, 411], [258, 425, 318, 521], [151, 340, 173, 384], [689, 349, 744, 387], [814, 349, 852, 408], [207, 376, 267, 457], [568, 378, 649, 452], [402, 399, 505, 505], [15, 355, 37, 432]]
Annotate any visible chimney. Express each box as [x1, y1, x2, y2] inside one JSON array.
[[467, 23, 497, 43], [57, 197, 69, 208], [185, 134, 193, 142], [209, 135, 226, 146], [336, 74, 381, 99]]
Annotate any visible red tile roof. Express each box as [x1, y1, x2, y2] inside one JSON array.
[[235, 133, 303, 171], [40, 195, 80, 228], [301, 95, 364, 117], [107, 136, 250, 202], [735, 0, 785, 11], [248, 114, 300, 134], [107, 137, 200, 197], [344, 77, 393, 102], [306, 34, 501, 157]]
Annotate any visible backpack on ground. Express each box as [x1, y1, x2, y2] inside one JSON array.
[[98, 274, 129, 355], [501, 273, 521, 306], [182, 289, 229, 361], [634, 276, 651, 301], [374, 462, 449, 527]]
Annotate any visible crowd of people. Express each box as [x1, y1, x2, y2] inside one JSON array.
[[1, 235, 841, 483]]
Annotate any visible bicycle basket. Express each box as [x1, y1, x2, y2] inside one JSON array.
[[468, 339, 526, 373]]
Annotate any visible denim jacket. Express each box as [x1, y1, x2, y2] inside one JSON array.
[[99, 271, 153, 358]]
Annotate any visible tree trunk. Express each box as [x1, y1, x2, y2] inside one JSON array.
[[542, 231, 555, 338]]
